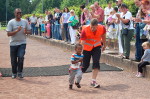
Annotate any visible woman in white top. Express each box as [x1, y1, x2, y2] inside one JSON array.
[[68, 10, 79, 45], [116, 4, 134, 59]]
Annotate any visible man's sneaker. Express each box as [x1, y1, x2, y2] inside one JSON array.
[[12, 74, 17, 79], [91, 81, 100, 88], [136, 73, 143, 78], [75, 82, 81, 88], [18, 72, 24, 78], [69, 85, 73, 90]]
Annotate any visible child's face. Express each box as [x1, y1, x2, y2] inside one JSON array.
[[75, 46, 83, 54], [143, 45, 149, 50]]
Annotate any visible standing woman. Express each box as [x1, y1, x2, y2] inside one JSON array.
[[68, 10, 79, 45], [61, 7, 70, 42], [116, 4, 134, 59]]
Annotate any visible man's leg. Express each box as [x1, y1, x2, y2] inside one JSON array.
[[135, 24, 142, 61], [91, 46, 101, 88], [17, 44, 26, 78], [82, 50, 91, 73], [10, 45, 18, 78]]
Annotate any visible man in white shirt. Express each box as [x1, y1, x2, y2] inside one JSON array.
[[104, 2, 113, 23], [30, 14, 37, 35]]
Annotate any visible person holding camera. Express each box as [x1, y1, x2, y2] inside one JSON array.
[[116, 4, 134, 59]]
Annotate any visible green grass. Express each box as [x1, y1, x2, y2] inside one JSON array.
[[0, 27, 6, 30]]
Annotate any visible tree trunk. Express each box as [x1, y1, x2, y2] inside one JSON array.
[[86, 0, 89, 5]]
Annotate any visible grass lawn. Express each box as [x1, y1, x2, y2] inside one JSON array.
[[0, 27, 6, 30]]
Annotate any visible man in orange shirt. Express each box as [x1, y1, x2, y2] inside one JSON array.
[[80, 18, 106, 88]]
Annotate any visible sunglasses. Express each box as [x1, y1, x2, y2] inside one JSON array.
[[17, 12, 22, 14]]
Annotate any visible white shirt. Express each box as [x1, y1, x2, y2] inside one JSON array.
[[38, 18, 44, 25], [120, 11, 134, 29], [45, 15, 48, 22], [30, 16, 37, 23], [104, 7, 113, 16]]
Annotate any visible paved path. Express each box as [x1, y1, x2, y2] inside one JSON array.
[[0, 30, 150, 99]]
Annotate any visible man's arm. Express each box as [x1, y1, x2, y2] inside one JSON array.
[[7, 26, 22, 36]]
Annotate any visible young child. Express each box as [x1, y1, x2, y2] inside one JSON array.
[[136, 42, 150, 77], [69, 44, 84, 89], [41, 21, 46, 38]]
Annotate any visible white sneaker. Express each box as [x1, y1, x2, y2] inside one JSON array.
[[91, 81, 100, 88], [136, 74, 143, 78]]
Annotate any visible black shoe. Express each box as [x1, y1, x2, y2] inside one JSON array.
[[75, 83, 81, 88], [12, 74, 17, 79], [131, 59, 140, 62], [18, 72, 24, 78], [69, 85, 73, 90], [122, 56, 129, 59]]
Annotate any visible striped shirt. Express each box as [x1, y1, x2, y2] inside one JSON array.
[[70, 53, 84, 70]]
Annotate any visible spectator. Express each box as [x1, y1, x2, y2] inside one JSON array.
[[136, 42, 150, 77], [106, 7, 118, 50], [83, 8, 92, 25], [54, 8, 62, 40], [80, 4, 86, 25], [45, 10, 49, 23], [68, 10, 79, 45], [48, 11, 53, 38], [6, 8, 31, 79], [132, 0, 143, 62], [93, 1, 104, 24], [38, 15, 44, 36], [116, 4, 134, 59], [30, 14, 37, 35], [116, 0, 123, 7], [61, 7, 70, 42], [104, 2, 113, 24], [41, 21, 46, 38]]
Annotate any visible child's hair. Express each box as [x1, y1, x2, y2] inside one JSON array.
[[75, 43, 83, 50], [142, 42, 150, 48]]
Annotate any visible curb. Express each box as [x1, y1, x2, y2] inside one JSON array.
[[28, 35, 150, 79]]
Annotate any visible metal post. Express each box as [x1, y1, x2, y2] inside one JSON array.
[[42, 0, 43, 13], [6, 0, 8, 25]]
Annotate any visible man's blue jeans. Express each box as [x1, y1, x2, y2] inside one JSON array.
[[54, 24, 62, 40], [135, 23, 142, 60], [31, 23, 36, 35], [10, 44, 26, 74]]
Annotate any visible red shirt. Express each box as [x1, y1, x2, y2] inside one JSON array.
[[95, 7, 104, 22], [80, 25, 106, 40]]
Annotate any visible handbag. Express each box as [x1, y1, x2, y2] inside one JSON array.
[[70, 16, 79, 29], [122, 28, 128, 35]]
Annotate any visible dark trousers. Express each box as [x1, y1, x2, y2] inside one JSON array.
[[138, 61, 149, 73], [39, 25, 42, 36], [82, 46, 101, 73], [135, 24, 142, 60], [10, 44, 26, 74], [63, 23, 69, 41]]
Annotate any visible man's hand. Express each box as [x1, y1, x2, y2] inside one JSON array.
[[101, 45, 106, 52], [17, 26, 22, 32], [24, 28, 27, 34]]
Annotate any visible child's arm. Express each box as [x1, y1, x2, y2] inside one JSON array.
[[71, 58, 83, 64]]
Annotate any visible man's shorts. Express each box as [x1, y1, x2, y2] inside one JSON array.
[[82, 46, 101, 73]]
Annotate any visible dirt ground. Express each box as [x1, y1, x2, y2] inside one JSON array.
[[0, 30, 150, 99]]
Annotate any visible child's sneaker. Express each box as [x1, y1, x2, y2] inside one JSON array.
[[75, 82, 81, 88], [12, 74, 17, 79], [69, 85, 73, 90], [91, 81, 100, 88]]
